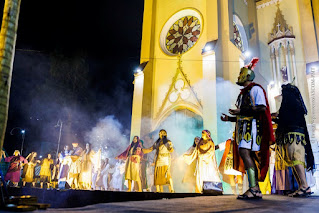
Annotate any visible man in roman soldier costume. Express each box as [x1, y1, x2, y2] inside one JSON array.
[[221, 58, 275, 199]]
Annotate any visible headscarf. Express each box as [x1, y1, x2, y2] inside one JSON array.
[[197, 130, 214, 154], [129, 136, 142, 152], [202, 130, 212, 141], [192, 136, 201, 147], [116, 136, 143, 160], [155, 129, 168, 144]]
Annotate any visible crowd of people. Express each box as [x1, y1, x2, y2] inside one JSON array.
[[0, 58, 315, 200]]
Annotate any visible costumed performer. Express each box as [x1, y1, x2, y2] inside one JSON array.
[[219, 134, 244, 195], [79, 143, 96, 190], [116, 136, 144, 192], [5, 150, 28, 187], [22, 152, 40, 187], [68, 142, 83, 189], [91, 148, 101, 190], [182, 136, 200, 192], [221, 58, 275, 199], [51, 154, 61, 188], [183, 130, 221, 193], [272, 84, 314, 197], [95, 158, 112, 190], [110, 161, 125, 191], [39, 153, 54, 188], [143, 129, 174, 193], [58, 145, 72, 184], [0, 149, 8, 178], [269, 123, 291, 194]]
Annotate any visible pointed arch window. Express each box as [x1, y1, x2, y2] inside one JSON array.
[[232, 15, 248, 53], [233, 22, 244, 52]]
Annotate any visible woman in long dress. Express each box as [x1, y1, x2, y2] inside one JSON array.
[[22, 152, 40, 187], [5, 150, 28, 187], [182, 137, 200, 192], [96, 158, 114, 190], [110, 161, 125, 191], [143, 130, 174, 193], [58, 145, 72, 184], [116, 136, 144, 192], [183, 130, 221, 193], [79, 143, 95, 190], [39, 154, 54, 188]]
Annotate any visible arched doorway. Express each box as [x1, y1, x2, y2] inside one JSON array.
[[154, 109, 203, 155], [148, 109, 203, 192]]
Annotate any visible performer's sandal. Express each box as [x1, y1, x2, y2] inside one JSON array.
[[237, 188, 262, 200], [291, 187, 312, 198]]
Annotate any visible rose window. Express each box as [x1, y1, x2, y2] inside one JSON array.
[[165, 16, 201, 55]]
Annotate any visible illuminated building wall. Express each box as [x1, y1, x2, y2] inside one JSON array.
[[132, 0, 319, 193], [257, 0, 319, 194]]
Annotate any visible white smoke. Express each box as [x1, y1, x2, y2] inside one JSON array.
[[142, 77, 241, 193], [85, 115, 128, 161]]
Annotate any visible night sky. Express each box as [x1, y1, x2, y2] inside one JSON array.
[[3, 0, 145, 156]]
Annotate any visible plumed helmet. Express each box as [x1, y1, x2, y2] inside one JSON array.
[[237, 57, 259, 86]]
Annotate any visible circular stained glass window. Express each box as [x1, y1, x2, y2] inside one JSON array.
[[165, 16, 201, 55]]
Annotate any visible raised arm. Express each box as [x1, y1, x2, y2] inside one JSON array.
[[164, 141, 174, 153], [26, 153, 31, 160], [142, 144, 155, 154], [115, 144, 131, 160], [215, 141, 226, 151], [183, 147, 198, 165]]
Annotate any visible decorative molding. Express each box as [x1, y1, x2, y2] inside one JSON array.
[[268, 5, 295, 45], [155, 55, 202, 120], [233, 15, 248, 52], [169, 79, 191, 103], [256, 0, 282, 9]]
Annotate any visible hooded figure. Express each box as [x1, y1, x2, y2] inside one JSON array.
[[273, 84, 314, 197]]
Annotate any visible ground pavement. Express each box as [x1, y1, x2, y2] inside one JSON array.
[[31, 194, 319, 212]]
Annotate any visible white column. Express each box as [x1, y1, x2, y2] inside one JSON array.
[[284, 47, 291, 82], [202, 52, 217, 140], [291, 47, 298, 86], [270, 53, 277, 84], [275, 48, 282, 88], [130, 71, 144, 139]]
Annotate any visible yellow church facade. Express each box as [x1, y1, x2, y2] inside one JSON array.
[[130, 0, 319, 193], [131, 0, 248, 146], [131, 0, 319, 178], [257, 0, 319, 193]]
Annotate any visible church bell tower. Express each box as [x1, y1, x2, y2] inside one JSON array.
[[131, 0, 247, 147]]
